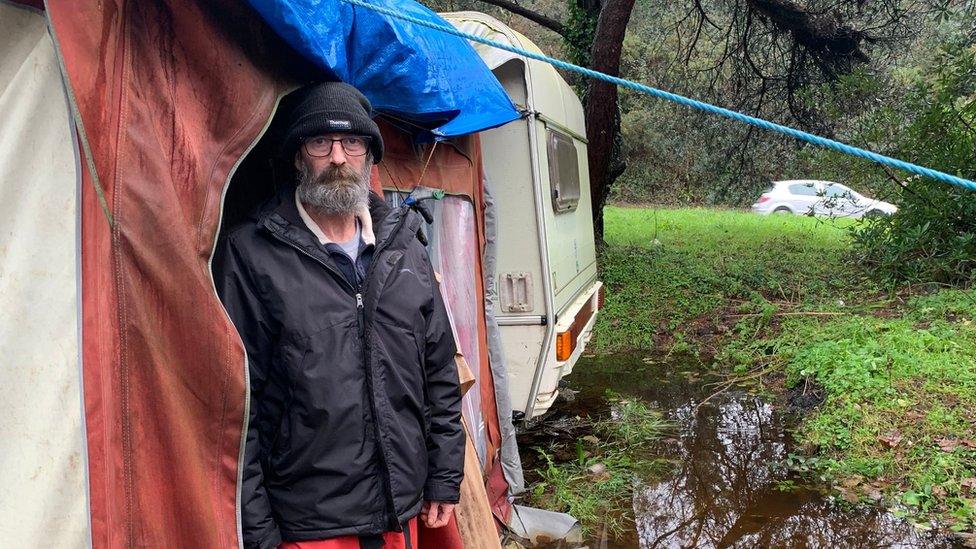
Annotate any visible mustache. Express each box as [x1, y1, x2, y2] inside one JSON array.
[[312, 164, 361, 186]]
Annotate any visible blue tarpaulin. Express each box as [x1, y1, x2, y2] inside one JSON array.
[[247, 0, 520, 139]]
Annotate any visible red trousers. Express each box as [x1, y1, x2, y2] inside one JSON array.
[[278, 517, 418, 549]]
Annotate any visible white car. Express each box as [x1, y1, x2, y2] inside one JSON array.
[[752, 179, 897, 218]]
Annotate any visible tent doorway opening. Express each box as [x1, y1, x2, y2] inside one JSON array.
[[218, 92, 304, 240]]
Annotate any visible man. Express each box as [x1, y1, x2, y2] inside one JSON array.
[[215, 82, 464, 549]]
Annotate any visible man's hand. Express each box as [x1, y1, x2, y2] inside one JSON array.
[[420, 501, 456, 528]]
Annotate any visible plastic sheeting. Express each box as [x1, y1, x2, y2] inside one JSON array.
[[246, 0, 520, 138], [427, 197, 488, 464], [0, 3, 91, 545], [508, 504, 581, 545], [481, 182, 526, 494], [376, 125, 507, 472]]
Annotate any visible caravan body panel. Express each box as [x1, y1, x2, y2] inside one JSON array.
[[445, 13, 601, 418]]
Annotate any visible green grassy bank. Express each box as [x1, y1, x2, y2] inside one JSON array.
[[726, 290, 976, 532], [592, 205, 976, 534], [593, 206, 861, 353]]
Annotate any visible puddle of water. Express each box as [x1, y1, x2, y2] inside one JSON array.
[[526, 353, 962, 549]]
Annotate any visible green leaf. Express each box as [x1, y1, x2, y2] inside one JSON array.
[[903, 491, 921, 506]]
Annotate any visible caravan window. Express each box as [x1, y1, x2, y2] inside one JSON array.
[[546, 128, 580, 213]]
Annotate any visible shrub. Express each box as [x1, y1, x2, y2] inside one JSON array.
[[850, 41, 976, 286]]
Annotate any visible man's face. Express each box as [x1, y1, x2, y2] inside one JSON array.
[[294, 133, 373, 215]]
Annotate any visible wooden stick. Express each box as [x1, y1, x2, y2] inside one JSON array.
[[726, 311, 845, 318]]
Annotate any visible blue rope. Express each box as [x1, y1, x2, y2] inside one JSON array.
[[341, 0, 976, 193]]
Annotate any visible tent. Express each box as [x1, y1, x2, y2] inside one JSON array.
[[0, 0, 526, 546]]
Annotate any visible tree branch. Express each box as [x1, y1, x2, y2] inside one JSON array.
[[746, 0, 872, 70], [473, 0, 569, 38]]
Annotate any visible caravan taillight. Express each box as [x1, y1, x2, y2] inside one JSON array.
[[555, 331, 574, 361], [555, 298, 596, 362]]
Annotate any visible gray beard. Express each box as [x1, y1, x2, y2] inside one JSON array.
[[296, 160, 372, 216]]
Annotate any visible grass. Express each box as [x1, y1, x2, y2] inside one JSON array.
[[525, 394, 672, 538], [594, 206, 863, 353], [590, 205, 976, 535], [726, 290, 976, 532]]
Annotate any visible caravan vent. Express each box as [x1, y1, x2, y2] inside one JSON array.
[[499, 272, 534, 312]]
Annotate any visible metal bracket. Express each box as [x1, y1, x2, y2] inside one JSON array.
[[499, 272, 534, 313]]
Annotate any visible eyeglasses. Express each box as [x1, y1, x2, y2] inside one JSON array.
[[302, 135, 371, 158]]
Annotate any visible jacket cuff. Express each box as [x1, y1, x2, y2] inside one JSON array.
[[243, 523, 282, 549], [424, 482, 460, 504]]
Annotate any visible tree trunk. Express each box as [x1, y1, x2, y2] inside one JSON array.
[[585, 0, 635, 243]]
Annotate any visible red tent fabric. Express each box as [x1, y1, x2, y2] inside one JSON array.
[[36, 0, 509, 545], [49, 0, 290, 545]]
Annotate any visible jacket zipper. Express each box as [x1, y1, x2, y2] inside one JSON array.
[[355, 292, 365, 345], [357, 207, 412, 531], [268, 206, 413, 530]]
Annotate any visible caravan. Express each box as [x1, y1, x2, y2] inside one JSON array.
[[447, 13, 603, 421]]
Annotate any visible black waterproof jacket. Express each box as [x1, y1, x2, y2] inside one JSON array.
[[214, 187, 463, 549]]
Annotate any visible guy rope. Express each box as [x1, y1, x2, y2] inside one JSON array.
[[343, 0, 976, 193]]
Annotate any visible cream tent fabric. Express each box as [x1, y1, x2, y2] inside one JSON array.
[[0, 3, 90, 546]]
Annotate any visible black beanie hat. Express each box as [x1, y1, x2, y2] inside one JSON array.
[[281, 82, 384, 163]]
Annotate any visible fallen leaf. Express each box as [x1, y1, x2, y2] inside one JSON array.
[[957, 532, 976, 549], [932, 485, 947, 498], [837, 486, 860, 503], [905, 410, 926, 422], [910, 521, 933, 532], [586, 463, 607, 476], [938, 438, 960, 452], [961, 439, 976, 449], [879, 431, 903, 448], [864, 486, 884, 501], [903, 490, 921, 506], [961, 478, 976, 491]]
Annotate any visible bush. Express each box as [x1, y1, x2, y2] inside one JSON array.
[[849, 42, 976, 286]]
